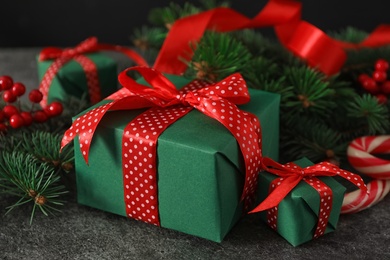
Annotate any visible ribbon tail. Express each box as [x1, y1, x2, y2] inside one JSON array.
[[249, 176, 301, 213], [60, 101, 116, 164]]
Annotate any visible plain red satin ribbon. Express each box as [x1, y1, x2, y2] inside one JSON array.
[[154, 0, 390, 76], [250, 157, 367, 213]]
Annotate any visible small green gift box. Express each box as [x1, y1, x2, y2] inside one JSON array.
[[37, 52, 118, 105], [256, 157, 347, 246], [72, 73, 280, 242]]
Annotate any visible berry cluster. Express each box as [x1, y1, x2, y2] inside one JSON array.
[[0, 75, 63, 132], [358, 59, 390, 104]]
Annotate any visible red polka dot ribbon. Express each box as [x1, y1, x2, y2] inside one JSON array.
[[250, 157, 367, 239], [61, 66, 262, 225], [39, 37, 148, 107]]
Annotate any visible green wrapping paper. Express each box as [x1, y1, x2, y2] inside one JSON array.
[[37, 53, 118, 104], [74, 74, 280, 242], [256, 157, 347, 246]]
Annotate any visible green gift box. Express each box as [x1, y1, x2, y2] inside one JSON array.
[[37, 52, 118, 104], [74, 74, 280, 242], [256, 157, 347, 246]]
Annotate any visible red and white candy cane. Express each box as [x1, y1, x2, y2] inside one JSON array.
[[343, 135, 390, 213]]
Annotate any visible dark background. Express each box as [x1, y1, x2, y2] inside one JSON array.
[[1, 0, 390, 47]]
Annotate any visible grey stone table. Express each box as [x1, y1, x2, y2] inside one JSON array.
[[1, 48, 390, 260]]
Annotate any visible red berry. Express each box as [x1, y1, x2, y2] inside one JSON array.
[[2, 105, 19, 118], [28, 89, 43, 103], [33, 110, 48, 123], [375, 59, 389, 71], [381, 81, 390, 94], [9, 114, 24, 128], [376, 94, 388, 104], [373, 71, 387, 82], [11, 82, 26, 97], [45, 102, 63, 117], [20, 112, 33, 126], [2, 90, 17, 103], [358, 73, 371, 84], [0, 123, 7, 133], [0, 76, 13, 90], [361, 78, 380, 93]]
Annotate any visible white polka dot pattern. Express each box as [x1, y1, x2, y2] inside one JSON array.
[[61, 101, 116, 163], [122, 106, 192, 225], [38, 38, 100, 107], [39, 57, 72, 107], [73, 56, 102, 104], [61, 67, 263, 225], [254, 157, 367, 240], [38, 37, 148, 107]]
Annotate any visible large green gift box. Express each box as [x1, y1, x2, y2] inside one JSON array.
[[256, 157, 347, 246], [37, 53, 118, 104], [74, 75, 280, 242]]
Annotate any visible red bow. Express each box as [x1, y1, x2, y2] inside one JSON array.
[[61, 66, 262, 225], [250, 157, 367, 213], [38, 37, 148, 107], [39, 37, 99, 61], [154, 0, 390, 76]]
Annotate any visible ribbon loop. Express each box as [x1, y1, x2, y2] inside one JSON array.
[[62, 66, 262, 220], [39, 37, 98, 61], [38, 37, 148, 107], [251, 157, 367, 213], [154, 0, 390, 76]]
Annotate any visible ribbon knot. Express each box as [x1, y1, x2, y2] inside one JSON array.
[[250, 157, 367, 213], [61, 66, 263, 224], [39, 37, 98, 61]]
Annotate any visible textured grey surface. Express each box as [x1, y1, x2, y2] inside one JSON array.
[[1, 48, 390, 260]]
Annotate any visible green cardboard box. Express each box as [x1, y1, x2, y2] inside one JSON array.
[[74, 75, 280, 242], [37, 52, 118, 104], [256, 157, 347, 246]]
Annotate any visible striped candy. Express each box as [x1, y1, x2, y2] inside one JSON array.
[[343, 135, 390, 214]]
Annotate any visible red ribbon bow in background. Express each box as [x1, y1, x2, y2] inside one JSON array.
[[250, 157, 367, 238], [154, 0, 390, 76], [39, 37, 148, 107], [61, 66, 262, 225]]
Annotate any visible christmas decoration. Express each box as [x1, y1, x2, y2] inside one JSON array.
[[1, 0, 390, 246], [37, 37, 148, 107], [253, 157, 366, 246], [358, 59, 390, 103], [132, 0, 390, 166], [61, 67, 280, 242], [342, 135, 390, 213], [0, 75, 81, 223]]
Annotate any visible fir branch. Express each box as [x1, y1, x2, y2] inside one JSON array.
[[283, 66, 336, 121], [346, 94, 390, 134], [19, 131, 74, 172], [199, 0, 230, 9], [231, 29, 290, 62], [131, 26, 167, 51], [281, 116, 345, 163], [243, 57, 295, 104], [328, 27, 368, 43], [0, 151, 67, 224], [186, 32, 252, 82], [148, 2, 200, 29], [342, 46, 390, 76]]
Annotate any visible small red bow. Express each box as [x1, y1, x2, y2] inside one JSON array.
[[39, 37, 99, 61], [250, 157, 368, 213]]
